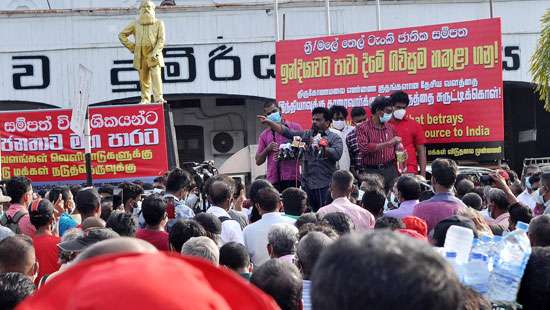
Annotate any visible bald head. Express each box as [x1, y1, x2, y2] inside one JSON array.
[[208, 181, 232, 209], [75, 238, 158, 263]]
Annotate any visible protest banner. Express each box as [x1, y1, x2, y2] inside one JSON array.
[[276, 18, 503, 161], [0, 104, 168, 185]]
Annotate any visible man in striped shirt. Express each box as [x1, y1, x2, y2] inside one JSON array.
[[356, 97, 401, 191], [346, 107, 368, 180]]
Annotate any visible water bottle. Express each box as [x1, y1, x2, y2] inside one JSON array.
[[487, 222, 532, 302], [444, 225, 474, 264], [464, 252, 490, 296], [444, 251, 464, 282], [395, 143, 407, 174]]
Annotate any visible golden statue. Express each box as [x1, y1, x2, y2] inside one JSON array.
[[119, 0, 166, 104]]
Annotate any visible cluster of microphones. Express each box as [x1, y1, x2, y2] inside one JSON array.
[[276, 133, 329, 161]]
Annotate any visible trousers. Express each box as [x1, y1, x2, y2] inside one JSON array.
[[139, 46, 164, 103]]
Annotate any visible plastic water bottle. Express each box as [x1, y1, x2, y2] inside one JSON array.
[[445, 251, 464, 282], [487, 222, 532, 302], [444, 225, 474, 264], [464, 252, 490, 295]]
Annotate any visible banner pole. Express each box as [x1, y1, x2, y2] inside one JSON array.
[[84, 111, 93, 187], [325, 0, 331, 35], [275, 0, 280, 41], [376, 0, 382, 30]]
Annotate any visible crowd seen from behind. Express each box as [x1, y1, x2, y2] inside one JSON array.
[[0, 91, 549, 309]]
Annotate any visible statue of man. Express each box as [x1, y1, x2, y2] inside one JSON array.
[[119, 0, 166, 104]]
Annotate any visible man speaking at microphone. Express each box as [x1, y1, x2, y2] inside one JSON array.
[[258, 107, 343, 212]]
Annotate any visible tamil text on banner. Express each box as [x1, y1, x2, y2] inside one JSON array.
[[276, 18, 503, 161], [0, 104, 168, 185]]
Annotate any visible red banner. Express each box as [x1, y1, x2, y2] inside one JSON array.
[[276, 18, 503, 161], [0, 104, 169, 185]]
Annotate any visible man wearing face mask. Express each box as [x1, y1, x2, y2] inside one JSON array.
[[517, 165, 542, 210], [389, 91, 427, 177], [256, 102, 303, 193], [258, 107, 343, 211], [329, 105, 354, 171], [356, 97, 401, 192], [536, 172, 550, 216]]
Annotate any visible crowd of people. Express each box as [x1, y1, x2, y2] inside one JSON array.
[[0, 91, 549, 309]]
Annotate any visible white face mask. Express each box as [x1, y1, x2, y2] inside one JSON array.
[[332, 120, 346, 131], [393, 109, 406, 120]]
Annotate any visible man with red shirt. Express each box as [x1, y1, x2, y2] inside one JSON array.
[[356, 97, 401, 192], [28, 199, 61, 285], [389, 91, 427, 178], [136, 194, 170, 251]]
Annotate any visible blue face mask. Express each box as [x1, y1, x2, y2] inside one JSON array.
[[380, 113, 392, 123], [267, 111, 282, 123]]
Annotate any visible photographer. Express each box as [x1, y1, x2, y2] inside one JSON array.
[[164, 168, 196, 220], [258, 107, 343, 211]]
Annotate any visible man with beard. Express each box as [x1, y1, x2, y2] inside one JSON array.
[[258, 107, 343, 211], [119, 0, 166, 104]]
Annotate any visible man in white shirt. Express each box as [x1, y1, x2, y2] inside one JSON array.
[[206, 181, 244, 245], [385, 175, 421, 219], [329, 105, 354, 171], [517, 165, 541, 210], [243, 187, 295, 266]]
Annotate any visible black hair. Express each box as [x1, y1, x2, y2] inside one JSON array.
[[120, 182, 144, 205], [370, 96, 391, 114], [28, 199, 54, 228], [69, 185, 82, 200], [251, 259, 303, 310], [329, 105, 348, 119], [455, 179, 475, 199], [194, 213, 222, 243], [528, 215, 550, 247], [256, 187, 281, 212], [0, 235, 34, 274], [321, 212, 354, 235], [263, 101, 277, 109], [311, 231, 462, 310], [351, 107, 366, 118], [389, 90, 410, 106], [281, 187, 308, 217], [166, 168, 194, 193], [461, 193, 483, 211], [168, 219, 207, 252], [248, 180, 275, 223], [509, 203, 533, 227], [98, 184, 114, 196], [518, 247, 550, 309], [0, 272, 35, 310], [6, 176, 31, 204], [312, 107, 333, 122], [208, 180, 232, 206], [431, 158, 458, 188], [331, 170, 354, 193], [374, 216, 405, 230], [100, 198, 114, 222], [419, 190, 435, 202], [219, 242, 250, 271], [461, 287, 491, 310], [396, 176, 421, 201], [75, 188, 101, 217], [298, 223, 339, 240], [47, 186, 71, 204], [295, 213, 319, 230], [141, 194, 166, 226], [106, 210, 137, 237], [432, 215, 478, 247], [361, 188, 386, 217]]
